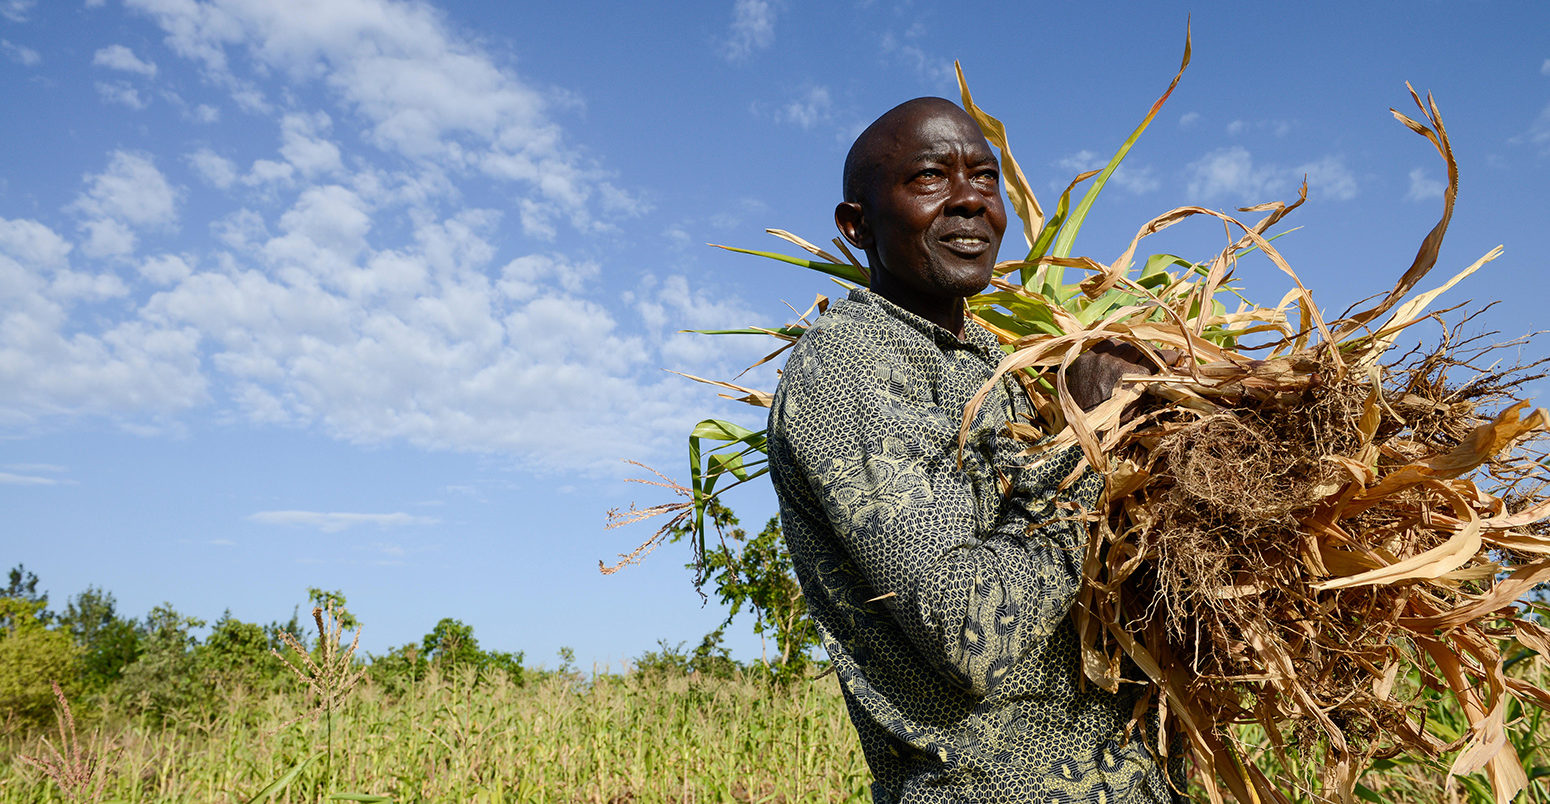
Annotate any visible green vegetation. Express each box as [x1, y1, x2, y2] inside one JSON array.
[[5, 555, 1548, 802]]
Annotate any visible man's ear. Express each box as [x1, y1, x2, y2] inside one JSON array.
[[835, 201, 871, 251]]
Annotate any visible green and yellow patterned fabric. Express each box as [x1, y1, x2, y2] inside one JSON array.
[[768, 288, 1180, 803]]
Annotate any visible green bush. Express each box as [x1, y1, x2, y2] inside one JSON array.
[[0, 596, 78, 725]]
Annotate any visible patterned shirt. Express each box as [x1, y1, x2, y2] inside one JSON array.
[[768, 288, 1179, 803]]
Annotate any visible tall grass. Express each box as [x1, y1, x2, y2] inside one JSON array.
[[1, 667, 869, 803], [6, 657, 1549, 801]]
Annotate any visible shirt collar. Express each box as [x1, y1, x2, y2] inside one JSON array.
[[846, 287, 1002, 358]]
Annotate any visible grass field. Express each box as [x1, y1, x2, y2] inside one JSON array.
[[1, 667, 869, 803], [5, 657, 1548, 802]]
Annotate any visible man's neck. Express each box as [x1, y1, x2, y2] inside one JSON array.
[[871, 283, 966, 339]]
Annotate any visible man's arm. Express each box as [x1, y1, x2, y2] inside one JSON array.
[[771, 329, 1097, 697]]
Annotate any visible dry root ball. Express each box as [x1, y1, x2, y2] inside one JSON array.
[[1160, 412, 1313, 520]]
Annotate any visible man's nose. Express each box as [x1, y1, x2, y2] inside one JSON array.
[[944, 172, 988, 216]]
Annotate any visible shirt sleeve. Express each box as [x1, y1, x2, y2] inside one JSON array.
[[771, 325, 1099, 697]]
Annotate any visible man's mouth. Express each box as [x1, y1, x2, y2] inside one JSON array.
[[939, 233, 991, 257]]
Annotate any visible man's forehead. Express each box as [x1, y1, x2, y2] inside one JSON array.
[[871, 105, 989, 153]]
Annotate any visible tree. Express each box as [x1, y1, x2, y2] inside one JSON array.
[[60, 586, 141, 693], [200, 611, 276, 690], [676, 501, 821, 682], [0, 596, 77, 724], [420, 617, 523, 681], [115, 603, 205, 720], [2, 563, 51, 625]]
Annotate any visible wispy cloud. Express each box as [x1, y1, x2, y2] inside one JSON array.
[[0, 464, 73, 486], [1178, 111, 1200, 129], [1226, 119, 1293, 138], [1, 39, 39, 66], [0, 472, 67, 486], [249, 510, 439, 533], [1517, 102, 1550, 154], [880, 28, 955, 89], [1541, 58, 1549, 76], [1186, 147, 1357, 203], [722, 0, 778, 62], [774, 86, 832, 130], [93, 44, 157, 77], [1053, 151, 1159, 195], [96, 81, 148, 110], [0, 0, 771, 473], [0, 0, 34, 23], [1406, 167, 1445, 202]]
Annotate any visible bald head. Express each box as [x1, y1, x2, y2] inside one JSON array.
[[833, 96, 1006, 335], [843, 97, 976, 205]]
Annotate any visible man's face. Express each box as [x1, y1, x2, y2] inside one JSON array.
[[857, 107, 1007, 304]]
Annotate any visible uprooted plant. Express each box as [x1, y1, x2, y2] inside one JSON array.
[[604, 29, 1550, 804]]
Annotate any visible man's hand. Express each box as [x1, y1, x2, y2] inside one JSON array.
[[1065, 340, 1170, 412]]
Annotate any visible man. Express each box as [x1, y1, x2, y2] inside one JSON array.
[[766, 97, 1178, 802]]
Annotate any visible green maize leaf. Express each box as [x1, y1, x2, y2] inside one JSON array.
[[1047, 26, 1191, 285], [972, 307, 1040, 339], [713, 244, 868, 285], [972, 297, 1064, 337], [690, 419, 760, 445], [245, 751, 323, 803], [1074, 290, 1138, 326], [708, 451, 749, 482], [1352, 784, 1384, 803], [1027, 170, 1098, 285], [683, 326, 807, 338]]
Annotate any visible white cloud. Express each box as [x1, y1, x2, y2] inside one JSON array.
[[1520, 102, 1550, 153], [279, 112, 343, 177], [139, 253, 193, 285], [71, 151, 180, 229], [50, 268, 128, 301], [244, 158, 295, 186], [0, 472, 68, 486], [96, 81, 148, 109], [1186, 147, 1277, 200], [0, 218, 72, 267], [1186, 147, 1355, 203], [1541, 58, 1549, 76], [777, 86, 832, 130], [0, 0, 765, 472], [1178, 111, 1200, 129], [1406, 167, 1445, 202], [3, 463, 67, 473], [0, 217, 207, 426], [724, 0, 777, 61], [248, 510, 438, 532], [1295, 155, 1357, 201], [1226, 119, 1292, 138], [126, 0, 630, 234], [188, 147, 238, 188], [79, 218, 138, 258], [1, 39, 40, 66], [880, 29, 955, 88], [193, 103, 220, 123], [0, 0, 34, 23], [1053, 151, 1159, 195], [93, 44, 157, 77]]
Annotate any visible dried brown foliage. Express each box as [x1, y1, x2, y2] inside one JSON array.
[[17, 681, 108, 802], [991, 91, 1550, 803]]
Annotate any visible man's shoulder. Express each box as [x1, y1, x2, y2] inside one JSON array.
[[778, 298, 914, 390]]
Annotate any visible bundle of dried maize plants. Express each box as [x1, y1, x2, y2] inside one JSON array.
[[965, 86, 1550, 803], [606, 33, 1550, 802]]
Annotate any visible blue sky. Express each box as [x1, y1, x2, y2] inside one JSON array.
[[3, 0, 1548, 671]]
